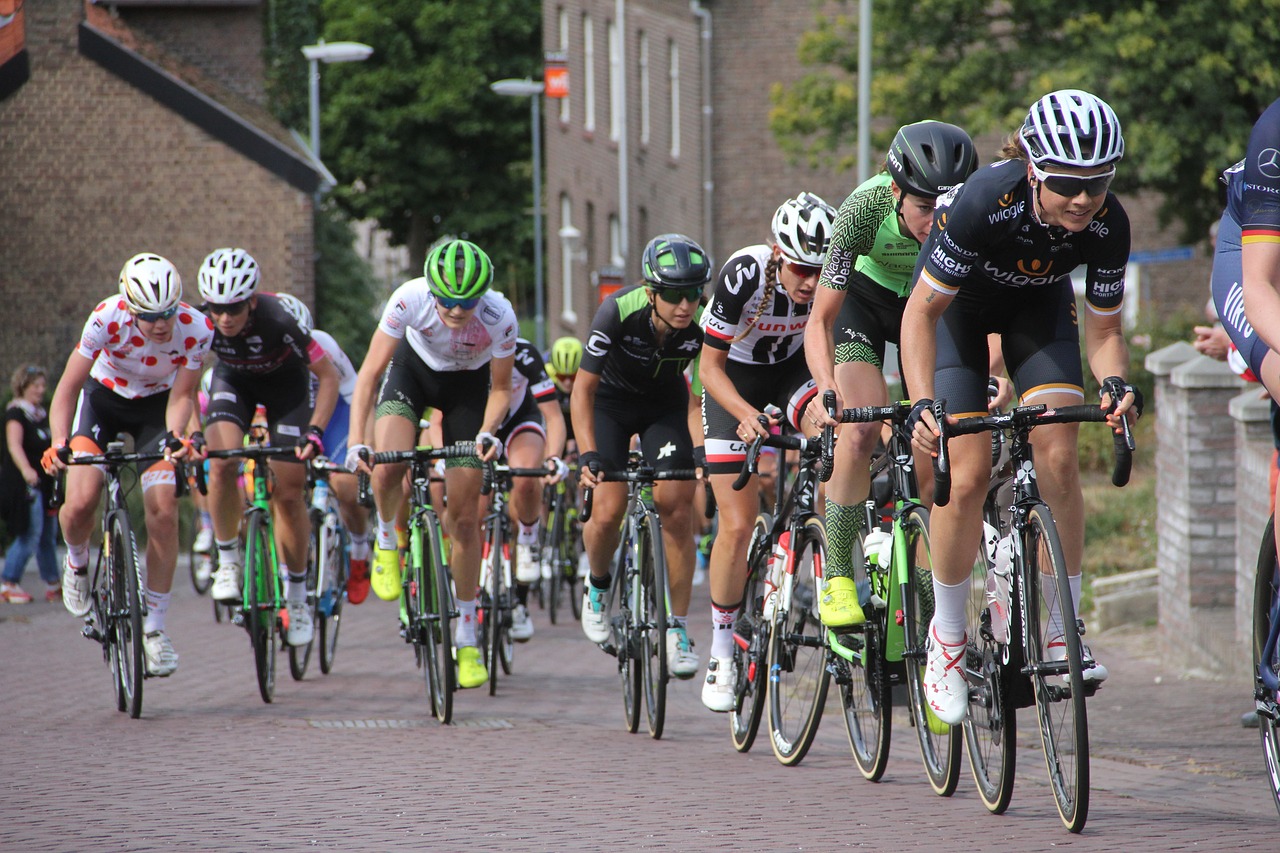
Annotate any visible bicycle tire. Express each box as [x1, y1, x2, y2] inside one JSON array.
[[567, 508, 584, 621], [288, 510, 322, 681], [318, 516, 346, 675], [836, 515, 891, 781], [545, 494, 564, 624], [639, 511, 669, 740], [424, 514, 455, 723], [498, 539, 515, 677], [963, 505, 1016, 814], [766, 517, 830, 766], [189, 509, 214, 595], [245, 511, 277, 704], [480, 523, 503, 695], [1252, 516, 1280, 817], [730, 514, 772, 753], [610, 546, 642, 734], [899, 504, 962, 796], [1026, 502, 1089, 833], [109, 511, 145, 719]]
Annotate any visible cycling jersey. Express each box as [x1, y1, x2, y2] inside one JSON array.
[[820, 172, 923, 298], [508, 339, 557, 421], [76, 298, 213, 398], [581, 285, 703, 398], [379, 279, 519, 371], [309, 329, 357, 404], [207, 293, 325, 375], [702, 245, 811, 365]]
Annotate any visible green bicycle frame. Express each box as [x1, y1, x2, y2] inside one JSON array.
[[242, 458, 283, 620]]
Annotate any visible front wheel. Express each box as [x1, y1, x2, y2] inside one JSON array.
[[108, 511, 145, 719], [318, 516, 347, 675], [245, 511, 277, 704], [730, 514, 773, 753], [416, 514, 454, 724], [838, 518, 891, 781], [638, 512, 669, 740]]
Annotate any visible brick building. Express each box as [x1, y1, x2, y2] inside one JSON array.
[[0, 0, 320, 380]]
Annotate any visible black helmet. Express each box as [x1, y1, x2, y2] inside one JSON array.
[[640, 234, 713, 289], [886, 120, 978, 198]]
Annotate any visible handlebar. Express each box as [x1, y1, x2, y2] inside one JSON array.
[[731, 431, 820, 492], [818, 390, 836, 482], [581, 468, 699, 523], [481, 463, 556, 496], [931, 399, 951, 508], [50, 442, 192, 508]]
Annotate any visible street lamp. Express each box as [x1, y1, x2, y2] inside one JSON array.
[[301, 39, 374, 162], [490, 77, 546, 351]]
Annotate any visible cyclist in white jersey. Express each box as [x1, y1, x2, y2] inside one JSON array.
[[347, 239, 517, 690], [42, 254, 212, 677]]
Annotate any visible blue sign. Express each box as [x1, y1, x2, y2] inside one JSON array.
[[1128, 246, 1195, 265]]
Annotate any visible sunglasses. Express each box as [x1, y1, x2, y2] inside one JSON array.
[[1031, 163, 1116, 198], [653, 286, 703, 305], [784, 260, 822, 279], [207, 300, 250, 316], [435, 295, 482, 311], [135, 305, 179, 323]]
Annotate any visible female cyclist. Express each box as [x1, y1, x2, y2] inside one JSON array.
[[574, 234, 709, 678], [697, 192, 837, 711], [902, 90, 1140, 724], [804, 120, 978, 634]]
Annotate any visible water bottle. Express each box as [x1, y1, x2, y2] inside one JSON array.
[[985, 533, 1014, 644], [762, 530, 791, 620], [312, 476, 330, 513], [862, 527, 891, 571]]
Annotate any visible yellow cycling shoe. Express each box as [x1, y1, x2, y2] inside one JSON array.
[[456, 645, 487, 689], [371, 545, 402, 601], [818, 576, 866, 628]]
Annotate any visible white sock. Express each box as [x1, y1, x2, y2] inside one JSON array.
[[456, 598, 477, 646], [930, 577, 971, 644], [67, 541, 90, 569], [709, 601, 739, 659], [517, 521, 540, 545], [143, 588, 171, 634], [215, 538, 240, 564], [349, 530, 370, 561], [285, 568, 307, 604], [376, 515, 397, 550]]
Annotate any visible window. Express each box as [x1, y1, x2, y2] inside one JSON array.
[[608, 21, 621, 143], [668, 40, 680, 158], [558, 8, 570, 123], [609, 214, 624, 267], [560, 194, 577, 324], [638, 31, 650, 146], [583, 15, 595, 133]]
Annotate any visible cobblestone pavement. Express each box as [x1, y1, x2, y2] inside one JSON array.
[[2, 570, 1275, 851]]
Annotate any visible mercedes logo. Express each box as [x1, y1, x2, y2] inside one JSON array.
[[1258, 148, 1280, 179]]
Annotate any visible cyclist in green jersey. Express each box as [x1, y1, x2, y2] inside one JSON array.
[[804, 121, 978, 628]]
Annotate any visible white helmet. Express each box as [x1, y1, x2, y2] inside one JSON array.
[[198, 248, 259, 304], [771, 192, 837, 266], [276, 292, 313, 334], [119, 253, 182, 314], [1020, 89, 1124, 169]]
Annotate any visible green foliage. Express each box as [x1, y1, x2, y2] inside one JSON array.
[[314, 204, 380, 363], [774, 0, 1280, 242], [263, 0, 319, 132]]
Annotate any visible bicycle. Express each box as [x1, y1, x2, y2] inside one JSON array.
[[541, 468, 583, 625], [358, 443, 475, 724], [581, 456, 698, 739], [820, 395, 960, 793], [51, 442, 188, 719], [479, 460, 554, 695], [288, 458, 350, 679], [933, 398, 1133, 833], [1252, 515, 1280, 817]]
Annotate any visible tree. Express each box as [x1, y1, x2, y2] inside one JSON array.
[[771, 0, 1280, 243]]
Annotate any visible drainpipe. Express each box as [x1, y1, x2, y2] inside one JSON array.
[[616, 0, 629, 268], [691, 0, 713, 257]]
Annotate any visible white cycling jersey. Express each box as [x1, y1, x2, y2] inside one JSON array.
[[309, 328, 357, 403], [77, 297, 213, 399], [701, 245, 811, 365], [379, 279, 519, 371]]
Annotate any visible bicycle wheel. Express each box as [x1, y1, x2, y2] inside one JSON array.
[[545, 495, 564, 625], [638, 511, 669, 740], [245, 511, 277, 704], [189, 509, 214, 595], [766, 517, 830, 766], [730, 514, 772, 753], [422, 515, 455, 724], [318, 516, 346, 675], [498, 541, 515, 677], [964, 506, 1016, 814], [1252, 516, 1280, 817], [108, 511, 145, 719], [288, 510, 322, 681], [899, 504, 962, 796], [610, 547, 642, 734], [480, 524, 504, 695], [1026, 502, 1088, 833], [838, 522, 891, 781]]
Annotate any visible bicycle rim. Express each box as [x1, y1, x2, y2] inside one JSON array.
[[730, 515, 772, 753], [1252, 516, 1280, 817], [246, 512, 277, 704], [110, 512, 144, 719], [900, 504, 962, 796], [429, 519, 456, 723], [481, 526, 503, 695], [640, 513, 668, 740], [498, 542, 515, 677], [838, 517, 891, 781], [289, 512, 322, 681], [319, 522, 346, 675], [610, 559, 641, 734], [963, 505, 1016, 813], [546, 503, 562, 624], [766, 517, 830, 766], [1026, 503, 1089, 832]]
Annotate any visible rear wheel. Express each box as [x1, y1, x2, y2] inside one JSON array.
[[730, 514, 772, 753], [1252, 516, 1280, 817], [639, 512, 669, 740], [288, 510, 321, 681], [108, 511, 144, 719], [838, 519, 891, 781], [245, 511, 277, 704]]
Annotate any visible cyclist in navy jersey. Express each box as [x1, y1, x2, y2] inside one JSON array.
[[198, 248, 340, 652], [902, 90, 1140, 725], [574, 234, 709, 678], [697, 192, 836, 711]]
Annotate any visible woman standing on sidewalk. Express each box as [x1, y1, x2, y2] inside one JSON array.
[[1, 364, 59, 603]]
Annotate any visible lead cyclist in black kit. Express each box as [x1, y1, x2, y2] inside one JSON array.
[[902, 90, 1141, 725]]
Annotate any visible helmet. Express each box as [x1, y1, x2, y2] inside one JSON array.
[[198, 248, 260, 304], [886, 120, 978, 198], [640, 234, 713, 289], [549, 337, 583, 378], [424, 239, 493, 300], [771, 192, 837, 265], [118, 253, 182, 314], [1020, 89, 1123, 168], [275, 292, 313, 334]]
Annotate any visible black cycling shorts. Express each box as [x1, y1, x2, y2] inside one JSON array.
[[377, 336, 489, 465], [593, 384, 693, 472], [701, 352, 816, 475], [834, 270, 910, 371], [206, 360, 313, 461], [496, 391, 546, 448], [71, 379, 175, 488]]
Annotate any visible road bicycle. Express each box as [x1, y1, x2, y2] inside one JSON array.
[[359, 443, 475, 724], [820, 396, 960, 794], [288, 458, 349, 679], [1252, 515, 1280, 817], [541, 468, 583, 625], [582, 456, 697, 739], [52, 442, 188, 719], [934, 399, 1132, 833]]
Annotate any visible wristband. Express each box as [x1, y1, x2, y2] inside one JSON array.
[[693, 446, 707, 470]]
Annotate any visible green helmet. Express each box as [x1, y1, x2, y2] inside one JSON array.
[[424, 239, 494, 301], [549, 336, 583, 378]]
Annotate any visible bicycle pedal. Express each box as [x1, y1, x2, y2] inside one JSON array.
[[601, 641, 618, 657], [81, 624, 103, 642]]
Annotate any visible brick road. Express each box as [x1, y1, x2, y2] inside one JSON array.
[[2, 568, 1275, 851]]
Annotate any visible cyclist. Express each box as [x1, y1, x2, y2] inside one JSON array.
[[804, 121, 978, 635], [493, 337, 568, 641], [42, 253, 212, 677], [346, 239, 516, 690], [902, 90, 1139, 724], [697, 192, 836, 711], [276, 293, 373, 604], [575, 233, 709, 679], [198, 249, 340, 651], [545, 335, 582, 453]]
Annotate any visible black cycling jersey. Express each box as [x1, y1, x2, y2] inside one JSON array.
[[581, 285, 703, 398], [205, 293, 321, 376], [702, 246, 810, 365], [510, 339, 557, 416]]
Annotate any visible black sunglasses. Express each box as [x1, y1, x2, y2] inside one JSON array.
[[134, 305, 179, 323], [207, 300, 250, 316], [653, 286, 703, 305], [1032, 164, 1116, 198]]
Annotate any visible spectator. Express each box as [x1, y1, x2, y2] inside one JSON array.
[[1, 364, 59, 603]]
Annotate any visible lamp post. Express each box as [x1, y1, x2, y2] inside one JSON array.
[[301, 39, 374, 162], [490, 77, 546, 351]]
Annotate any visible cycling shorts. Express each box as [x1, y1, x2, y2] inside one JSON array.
[[834, 270, 911, 370], [205, 361, 313, 463], [376, 336, 488, 468], [496, 391, 546, 449], [70, 379, 174, 489], [701, 352, 816, 476], [593, 384, 694, 472]]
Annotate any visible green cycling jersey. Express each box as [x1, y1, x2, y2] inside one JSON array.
[[819, 172, 922, 298]]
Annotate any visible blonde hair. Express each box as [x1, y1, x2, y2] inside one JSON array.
[[10, 364, 46, 399], [1001, 133, 1029, 162], [731, 255, 781, 343]]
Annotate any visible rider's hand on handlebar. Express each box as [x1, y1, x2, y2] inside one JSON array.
[[578, 450, 602, 490], [345, 443, 373, 475], [41, 442, 69, 474], [987, 376, 1015, 412], [1099, 376, 1143, 433], [805, 387, 841, 429], [475, 431, 502, 463], [907, 398, 942, 456]]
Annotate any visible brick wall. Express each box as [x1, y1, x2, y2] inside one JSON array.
[[121, 7, 266, 107]]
